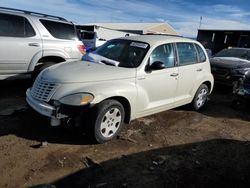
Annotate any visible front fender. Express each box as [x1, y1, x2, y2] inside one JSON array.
[[51, 79, 137, 119]]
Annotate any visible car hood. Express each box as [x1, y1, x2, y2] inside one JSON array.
[[39, 61, 136, 83], [210, 57, 250, 69]]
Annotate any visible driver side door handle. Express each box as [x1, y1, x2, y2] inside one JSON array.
[[170, 73, 179, 77], [28, 43, 40, 47]]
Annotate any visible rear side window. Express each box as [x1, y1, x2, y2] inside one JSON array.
[[176, 43, 198, 65], [195, 44, 206, 62], [40, 19, 76, 40], [0, 13, 35, 37]]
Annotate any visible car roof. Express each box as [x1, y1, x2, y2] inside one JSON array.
[[0, 7, 70, 24], [119, 35, 198, 46]]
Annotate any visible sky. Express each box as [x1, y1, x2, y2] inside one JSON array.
[[1, 0, 250, 37]]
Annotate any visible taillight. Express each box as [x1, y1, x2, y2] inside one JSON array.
[[78, 44, 86, 54]]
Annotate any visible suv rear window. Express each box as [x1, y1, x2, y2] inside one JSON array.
[[40, 19, 77, 40], [0, 13, 35, 37]]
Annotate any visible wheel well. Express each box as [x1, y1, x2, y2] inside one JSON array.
[[38, 56, 65, 65], [107, 96, 131, 124], [202, 81, 212, 92]]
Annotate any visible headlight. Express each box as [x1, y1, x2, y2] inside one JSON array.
[[59, 93, 94, 106], [235, 68, 250, 75]]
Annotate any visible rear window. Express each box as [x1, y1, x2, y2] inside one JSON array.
[[0, 13, 35, 37], [40, 19, 77, 40]]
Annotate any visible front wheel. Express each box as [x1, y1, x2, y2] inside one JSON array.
[[192, 84, 209, 111], [87, 99, 125, 143]]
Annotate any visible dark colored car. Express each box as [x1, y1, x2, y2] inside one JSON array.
[[210, 48, 250, 85], [232, 71, 250, 109]]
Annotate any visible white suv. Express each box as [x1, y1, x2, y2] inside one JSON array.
[[26, 35, 214, 143], [0, 7, 85, 80]]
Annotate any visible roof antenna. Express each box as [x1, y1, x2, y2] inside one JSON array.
[[199, 16, 202, 29]]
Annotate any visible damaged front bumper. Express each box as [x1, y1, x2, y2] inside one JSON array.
[[26, 88, 67, 126]]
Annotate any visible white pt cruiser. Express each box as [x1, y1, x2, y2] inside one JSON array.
[[26, 35, 214, 143]]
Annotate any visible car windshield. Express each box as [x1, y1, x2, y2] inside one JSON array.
[[214, 48, 250, 60], [83, 39, 149, 68]]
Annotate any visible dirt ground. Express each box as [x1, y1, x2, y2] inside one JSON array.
[[0, 80, 250, 188]]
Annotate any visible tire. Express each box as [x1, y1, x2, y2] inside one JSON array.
[[32, 62, 56, 81], [87, 99, 125, 143], [192, 84, 209, 111]]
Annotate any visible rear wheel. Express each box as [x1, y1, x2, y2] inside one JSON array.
[[86, 99, 125, 143], [32, 62, 56, 80], [192, 84, 209, 111]]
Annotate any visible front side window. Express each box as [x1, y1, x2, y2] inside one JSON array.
[[150, 43, 175, 68], [0, 13, 35, 37], [40, 19, 77, 40], [176, 43, 198, 65]]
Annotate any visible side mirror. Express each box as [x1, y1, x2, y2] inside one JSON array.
[[150, 61, 165, 70], [244, 71, 250, 80]]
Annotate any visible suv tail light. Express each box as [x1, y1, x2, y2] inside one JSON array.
[[78, 44, 86, 54]]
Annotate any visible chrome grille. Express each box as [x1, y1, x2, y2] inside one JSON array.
[[31, 77, 58, 102]]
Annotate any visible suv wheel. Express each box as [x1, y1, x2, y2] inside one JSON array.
[[192, 84, 209, 111], [32, 62, 56, 80], [88, 99, 125, 143]]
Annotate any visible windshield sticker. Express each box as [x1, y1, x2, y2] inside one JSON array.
[[130, 42, 148, 49]]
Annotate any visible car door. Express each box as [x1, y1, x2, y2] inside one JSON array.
[[174, 42, 205, 106], [0, 13, 42, 75], [136, 43, 179, 117]]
